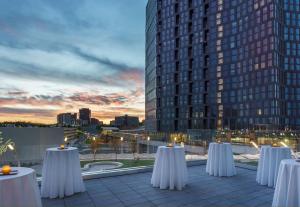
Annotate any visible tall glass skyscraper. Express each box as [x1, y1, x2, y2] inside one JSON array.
[[145, 0, 300, 132]]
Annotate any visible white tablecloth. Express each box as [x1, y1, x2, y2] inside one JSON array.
[[206, 142, 236, 177], [272, 159, 300, 207], [256, 146, 292, 188], [151, 146, 188, 190], [41, 147, 85, 198], [0, 167, 42, 207]]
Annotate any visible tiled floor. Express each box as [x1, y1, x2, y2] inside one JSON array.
[[42, 165, 274, 207]]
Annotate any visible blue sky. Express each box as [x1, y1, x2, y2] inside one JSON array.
[[0, 0, 147, 123]]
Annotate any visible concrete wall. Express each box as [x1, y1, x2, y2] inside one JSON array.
[[0, 127, 64, 164]]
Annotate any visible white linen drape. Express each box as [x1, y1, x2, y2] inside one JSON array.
[[151, 146, 188, 190], [206, 143, 236, 177], [41, 147, 85, 198], [0, 167, 42, 207], [256, 146, 292, 188], [272, 159, 300, 207]]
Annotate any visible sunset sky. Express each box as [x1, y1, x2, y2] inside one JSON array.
[[0, 0, 147, 124]]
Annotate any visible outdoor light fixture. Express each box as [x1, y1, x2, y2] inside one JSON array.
[[64, 137, 68, 142], [280, 141, 288, 147], [1, 165, 11, 175], [7, 144, 14, 151], [120, 137, 123, 141], [250, 141, 258, 149]]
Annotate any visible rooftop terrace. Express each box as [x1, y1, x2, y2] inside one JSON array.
[[42, 165, 274, 207]]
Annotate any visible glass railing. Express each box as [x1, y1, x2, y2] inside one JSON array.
[[1, 128, 299, 178]]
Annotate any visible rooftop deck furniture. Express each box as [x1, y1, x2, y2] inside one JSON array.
[[272, 159, 300, 207], [206, 142, 236, 177], [151, 146, 188, 190], [41, 147, 85, 198], [256, 146, 292, 188], [0, 167, 42, 207]]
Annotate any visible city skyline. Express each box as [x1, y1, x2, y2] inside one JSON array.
[[0, 0, 147, 124]]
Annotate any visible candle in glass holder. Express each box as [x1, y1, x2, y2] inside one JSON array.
[[2, 165, 11, 175], [60, 144, 65, 149]]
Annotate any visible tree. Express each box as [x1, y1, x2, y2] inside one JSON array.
[[110, 138, 120, 161], [90, 137, 101, 161], [130, 136, 138, 160]]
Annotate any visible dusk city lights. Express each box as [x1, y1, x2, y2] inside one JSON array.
[[1, 1, 300, 207]]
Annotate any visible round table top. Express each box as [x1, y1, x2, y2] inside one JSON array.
[[47, 146, 77, 152], [0, 167, 34, 181]]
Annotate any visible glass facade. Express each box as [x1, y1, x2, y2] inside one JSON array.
[[145, 0, 158, 131], [283, 0, 300, 128], [145, 0, 300, 132]]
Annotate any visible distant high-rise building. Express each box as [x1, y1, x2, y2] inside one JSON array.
[[145, 0, 300, 132], [91, 118, 101, 126], [57, 113, 77, 126], [115, 115, 139, 129], [110, 120, 116, 126], [79, 108, 91, 126]]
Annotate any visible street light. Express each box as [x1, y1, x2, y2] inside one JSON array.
[[280, 141, 288, 147], [120, 137, 123, 154], [7, 143, 20, 167], [250, 141, 259, 154], [250, 141, 258, 149], [7, 144, 14, 151], [147, 136, 150, 154], [64, 136, 69, 147]]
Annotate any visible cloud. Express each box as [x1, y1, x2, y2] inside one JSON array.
[[68, 46, 130, 71], [0, 95, 64, 107], [0, 87, 144, 109], [0, 107, 57, 117], [0, 45, 144, 88], [6, 89, 28, 96], [68, 92, 127, 106], [0, 0, 147, 124]]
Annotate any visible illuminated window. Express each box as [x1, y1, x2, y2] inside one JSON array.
[[258, 109, 262, 115]]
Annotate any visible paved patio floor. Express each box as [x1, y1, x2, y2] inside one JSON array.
[[42, 165, 274, 207]]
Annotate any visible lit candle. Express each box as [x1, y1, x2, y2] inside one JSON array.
[[2, 165, 11, 175]]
